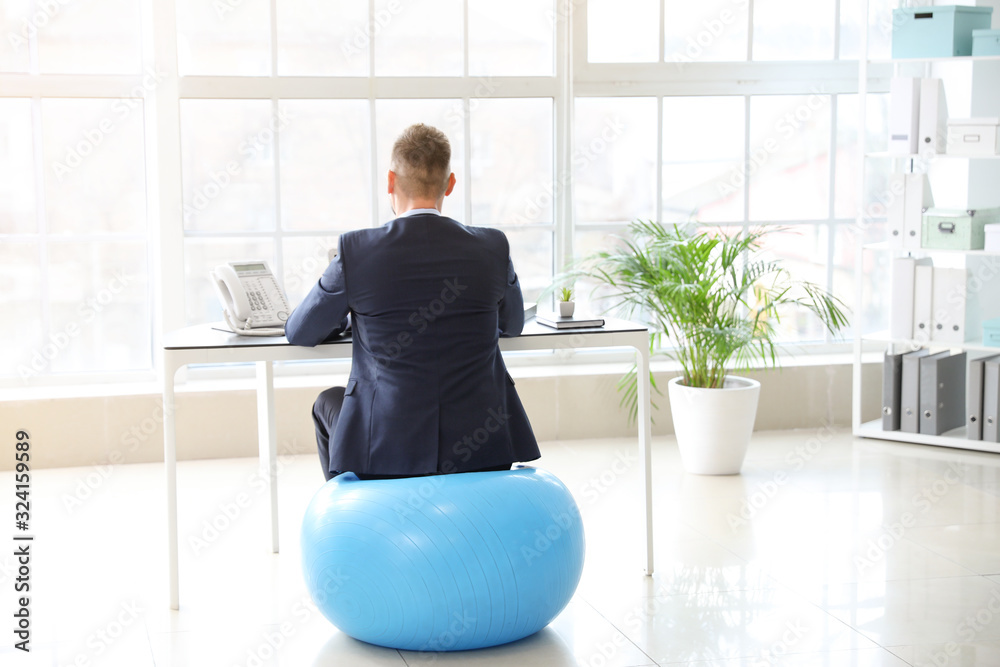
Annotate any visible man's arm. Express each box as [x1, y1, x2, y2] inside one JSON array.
[[285, 245, 350, 346], [498, 253, 524, 338]]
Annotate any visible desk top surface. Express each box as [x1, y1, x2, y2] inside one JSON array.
[[163, 318, 647, 351]]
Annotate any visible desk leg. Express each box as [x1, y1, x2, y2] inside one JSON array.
[[636, 342, 654, 576], [163, 359, 180, 610], [257, 360, 279, 553]]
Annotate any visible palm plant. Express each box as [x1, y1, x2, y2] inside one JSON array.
[[571, 220, 849, 418]]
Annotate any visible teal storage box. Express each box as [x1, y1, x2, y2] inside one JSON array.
[[921, 207, 1000, 250], [984, 317, 1000, 347], [973, 29, 1000, 56], [892, 6, 993, 58]]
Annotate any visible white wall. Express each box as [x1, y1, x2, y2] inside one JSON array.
[[0, 362, 881, 471]]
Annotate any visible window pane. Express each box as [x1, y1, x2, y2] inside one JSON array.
[[181, 100, 278, 233], [835, 93, 890, 221], [0, 99, 36, 234], [756, 225, 831, 343], [374, 0, 462, 76], [375, 99, 466, 224], [506, 228, 553, 303], [279, 100, 372, 232], [283, 235, 341, 307], [663, 96, 745, 224], [575, 97, 657, 225], [470, 98, 553, 227], [185, 238, 276, 326], [866, 0, 894, 62], [588, 0, 659, 63], [1, 0, 31, 72], [277, 0, 368, 76], [42, 98, 146, 235], [176, 0, 270, 76], [37, 0, 141, 74], [833, 225, 888, 338], [749, 95, 831, 222], [45, 241, 150, 373], [0, 241, 42, 379], [664, 0, 749, 64], [572, 228, 631, 313], [469, 0, 554, 76], [753, 0, 835, 61]]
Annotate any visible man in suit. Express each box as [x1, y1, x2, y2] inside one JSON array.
[[285, 123, 539, 481]]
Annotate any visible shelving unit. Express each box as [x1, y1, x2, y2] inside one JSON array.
[[851, 1, 1000, 453]]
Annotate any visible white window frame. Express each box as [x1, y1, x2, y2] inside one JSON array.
[[0, 0, 891, 389]]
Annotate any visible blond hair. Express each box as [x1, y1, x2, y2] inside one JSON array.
[[390, 124, 452, 199]]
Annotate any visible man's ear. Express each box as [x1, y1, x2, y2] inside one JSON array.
[[387, 170, 396, 194], [444, 172, 456, 197]]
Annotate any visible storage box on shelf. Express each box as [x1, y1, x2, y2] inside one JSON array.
[[973, 29, 1000, 56], [892, 6, 993, 58]]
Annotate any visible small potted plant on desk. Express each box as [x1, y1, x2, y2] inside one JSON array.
[[558, 287, 576, 318], [573, 220, 849, 475]]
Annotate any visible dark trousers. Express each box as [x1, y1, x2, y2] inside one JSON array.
[[312, 386, 512, 482]]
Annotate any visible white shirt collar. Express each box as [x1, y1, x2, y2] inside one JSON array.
[[399, 208, 441, 218]]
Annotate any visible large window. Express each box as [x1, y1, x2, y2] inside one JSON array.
[[0, 0, 886, 386]]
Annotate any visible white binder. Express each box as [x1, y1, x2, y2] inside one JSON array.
[[904, 173, 932, 251], [913, 263, 934, 344], [887, 173, 906, 250], [918, 78, 946, 155], [931, 268, 967, 344], [889, 77, 921, 155], [890, 257, 931, 340], [930, 258, 1000, 344]]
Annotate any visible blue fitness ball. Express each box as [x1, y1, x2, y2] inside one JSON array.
[[300, 467, 585, 651]]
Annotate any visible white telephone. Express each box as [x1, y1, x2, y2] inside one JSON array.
[[211, 261, 291, 337]]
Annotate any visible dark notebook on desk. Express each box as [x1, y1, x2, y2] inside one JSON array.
[[536, 313, 605, 329]]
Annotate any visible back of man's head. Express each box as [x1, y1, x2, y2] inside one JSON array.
[[390, 124, 452, 201]]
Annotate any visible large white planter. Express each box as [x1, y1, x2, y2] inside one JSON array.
[[667, 375, 761, 475]]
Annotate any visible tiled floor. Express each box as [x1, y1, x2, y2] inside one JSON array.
[[2, 429, 999, 666]]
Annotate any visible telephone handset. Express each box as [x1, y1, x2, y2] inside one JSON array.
[[211, 261, 291, 337]]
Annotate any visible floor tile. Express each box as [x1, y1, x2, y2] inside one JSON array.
[[811, 577, 1000, 647], [2, 431, 1000, 666], [903, 524, 1000, 576], [887, 641, 1000, 667]]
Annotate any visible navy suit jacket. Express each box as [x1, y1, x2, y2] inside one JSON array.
[[285, 213, 540, 475]]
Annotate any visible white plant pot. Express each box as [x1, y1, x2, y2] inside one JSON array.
[[667, 375, 760, 475], [558, 301, 575, 317]]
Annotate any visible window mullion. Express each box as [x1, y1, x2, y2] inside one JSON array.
[[31, 96, 50, 352]]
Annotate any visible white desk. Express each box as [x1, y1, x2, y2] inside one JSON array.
[[162, 319, 653, 610]]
